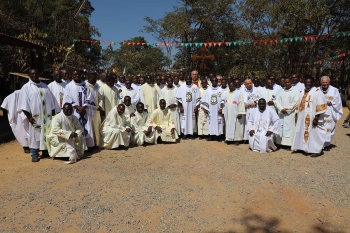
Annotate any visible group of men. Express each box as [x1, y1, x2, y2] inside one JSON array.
[[0, 68, 344, 164]]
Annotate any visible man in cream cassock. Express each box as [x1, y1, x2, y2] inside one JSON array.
[[122, 96, 136, 127], [223, 80, 245, 145], [46, 103, 86, 164], [201, 77, 225, 142], [159, 77, 180, 135], [292, 77, 327, 157], [291, 74, 305, 92], [319, 76, 343, 151], [242, 78, 259, 141], [120, 78, 139, 107], [48, 70, 66, 110], [63, 69, 96, 150], [176, 74, 201, 139], [139, 75, 158, 117], [19, 69, 57, 162], [275, 77, 299, 149], [147, 99, 178, 143], [1, 83, 30, 153], [100, 104, 131, 149], [99, 74, 121, 120], [248, 98, 280, 153], [197, 78, 209, 139], [131, 102, 156, 146], [258, 78, 279, 110]]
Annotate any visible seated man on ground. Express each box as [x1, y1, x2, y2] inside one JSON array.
[[100, 104, 131, 149], [46, 103, 87, 164], [131, 102, 156, 146], [147, 99, 179, 144], [248, 98, 280, 153]]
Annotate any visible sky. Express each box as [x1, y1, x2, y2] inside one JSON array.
[[89, 0, 180, 50]]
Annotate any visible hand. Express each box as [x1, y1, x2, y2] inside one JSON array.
[[281, 108, 287, 114], [179, 107, 184, 113], [126, 128, 131, 133], [156, 126, 162, 133], [70, 132, 77, 138], [97, 106, 103, 111], [171, 128, 175, 134], [79, 108, 86, 116], [203, 109, 209, 114], [144, 109, 148, 113], [218, 109, 222, 114], [100, 111, 106, 117], [118, 89, 122, 93], [168, 104, 176, 109], [267, 101, 274, 106], [130, 112, 136, 117], [265, 131, 273, 137], [249, 130, 255, 137], [237, 114, 242, 119], [143, 130, 149, 136], [250, 102, 256, 107], [194, 107, 199, 113], [327, 101, 332, 106], [312, 117, 319, 127], [28, 117, 36, 125], [244, 103, 249, 108]]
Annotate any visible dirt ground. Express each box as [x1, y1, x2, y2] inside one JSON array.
[[0, 108, 349, 233]]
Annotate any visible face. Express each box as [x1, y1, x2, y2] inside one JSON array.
[[106, 78, 115, 87], [304, 78, 313, 90], [63, 104, 73, 116], [117, 106, 125, 115], [185, 75, 192, 85], [124, 96, 131, 106], [71, 71, 81, 82], [201, 79, 208, 88], [132, 76, 139, 84], [29, 69, 39, 83], [284, 78, 292, 89], [212, 77, 218, 87], [229, 82, 235, 92], [119, 76, 125, 83], [321, 78, 330, 90], [156, 76, 161, 85], [125, 80, 132, 89], [99, 73, 107, 83], [54, 70, 61, 82], [88, 74, 97, 85], [146, 76, 153, 84], [173, 76, 179, 85], [139, 77, 145, 85], [280, 78, 285, 87], [217, 76, 222, 86], [137, 104, 144, 113], [291, 74, 298, 84], [160, 76, 166, 85], [265, 79, 273, 89], [234, 79, 241, 89], [159, 100, 166, 110], [244, 80, 253, 90], [191, 71, 198, 81], [269, 77, 276, 85], [221, 79, 227, 88], [258, 99, 267, 111], [61, 70, 68, 81], [179, 72, 185, 80], [167, 78, 173, 87]]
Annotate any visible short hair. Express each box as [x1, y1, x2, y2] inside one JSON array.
[[117, 103, 125, 108], [124, 95, 131, 100], [244, 78, 252, 84], [106, 74, 115, 82], [63, 102, 73, 108], [136, 102, 144, 108], [258, 98, 266, 103], [159, 99, 166, 104], [320, 76, 330, 82], [28, 68, 37, 74]]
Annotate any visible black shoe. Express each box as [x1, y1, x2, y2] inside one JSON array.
[[190, 135, 195, 140], [41, 150, 50, 158], [323, 146, 330, 151], [234, 141, 240, 146], [310, 153, 321, 157], [206, 136, 212, 141], [87, 147, 94, 152], [32, 157, 40, 162], [182, 135, 188, 140], [23, 148, 31, 154], [217, 137, 222, 142]]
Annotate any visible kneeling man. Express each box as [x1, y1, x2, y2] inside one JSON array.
[[248, 98, 280, 153], [100, 104, 131, 149], [131, 102, 156, 146], [147, 99, 179, 143], [47, 103, 87, 164]]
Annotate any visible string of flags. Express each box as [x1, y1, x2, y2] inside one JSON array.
[[73, 31, 350, 48], [292, 51, 350, 66]]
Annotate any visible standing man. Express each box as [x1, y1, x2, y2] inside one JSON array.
[[19, 69, 57, 162], [115, 75, 126, 88], [176, 74, 201, 139], [292, 77, 327, 157], [48, 70, 66, 111], [291, 74, 305, 92], [120, 78, 139, 107], [201, 77, 225, 142], [319, 76, 343, 150], [269, 75, 283, 92], [258, 78, 279, 110], [197, 79, 209, 139], [191, 70, 201, 87], [131, 75, 141, 95], [178, 71, 185, 86], [139, 75, 158, 117], [275, 77, 299, 149], [97, 72, 107, 87], [60, 68, 70, 85], [63, 69, 96, 150], [242, 78, 259, 141], [173, 76, 181, 88], [99, 74, 120, 119], [223, 80, 245, 145]]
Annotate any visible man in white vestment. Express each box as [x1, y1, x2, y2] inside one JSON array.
[[60, 69, 71, 85], [97, 72, 107, 87], [99, 74, 120, 120], [319, 76, 343, 150], [242, 78, 259, 141], [258, 78, 279, 110], [159, 77, 180, 135], [115, 75, 125, 88], [220, 77, 229, 93], [47, 103, 86, 164], [173, 76, 181, 88], [48, 70, 66, 110], [178, 71, 185, 86], [131, 102, 156, 146], [131, 75, 141, 95], [120, 79, 139, 107], [139, 75, 158, 117], [269, 76, 283, 92], [86, 71, 102, 147], [147, 99, 178, 143], [63, 69, 96, 150], [201, 77, 225, 142], [1, 84, 30, 153], [100, 104, 131, 149], [248, 99, 280, 153], [197, 79, 209, 139], [292, 77, 327, 157], [176, 75, 201, 139], [123, 96, 136, 127], [223, 80, 245, 145], [275, 77, 299, 148], [19, 69, 57, 162], [291, 74, 305, 92]]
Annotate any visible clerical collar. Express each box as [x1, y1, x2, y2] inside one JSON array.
[[29, 79, 41, 86], [55, 80, 62, 84], [321, 86, 329, 93], [212, 86, 219, 89], [304, 88, 311, 92], [73, 80, 84, 86]]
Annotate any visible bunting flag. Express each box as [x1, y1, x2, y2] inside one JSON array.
[[292, 51, 350, 66]]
